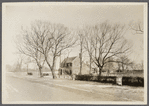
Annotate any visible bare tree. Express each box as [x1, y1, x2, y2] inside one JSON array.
[[13, 55, 24, 72], [19, 21, 76, 79], [129, 21, 144, 50], [81, 27, 95, 74], [83, 21, 131, 76], [103, 57, 114, 76], [129, 21, 144, 34], [79, 35, 83, 75], [16, 21, 76, 78], [129, 61, 144, 76], [117, 55, 133, 72], [16, 22, 46, 77], [40, 23, 76, 79], [24, 57, 32, 74], [133, 61, 144, 71]]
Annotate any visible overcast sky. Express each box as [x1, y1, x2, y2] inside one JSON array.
[[2, 2, 147, 69]]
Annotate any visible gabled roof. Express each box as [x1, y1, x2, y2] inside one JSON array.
[[62, 56, 77, 63]]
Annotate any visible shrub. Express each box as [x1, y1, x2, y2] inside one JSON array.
[[122, 76, 144, 87], [42, 73, 49, 76], [27, 72, 33, 75], [75, 74, 92, 81]]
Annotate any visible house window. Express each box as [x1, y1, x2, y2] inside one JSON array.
[[70, 63, 72, 66]]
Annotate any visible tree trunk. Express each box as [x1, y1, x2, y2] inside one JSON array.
[[51, 56, 57, 79], [51, 68, 56, 79], [122, 63, 124, 72], [51, 57, 56, 79], [98, 67, 102, 80], [89, 55, 92, 74], [79, 35, 83, 75], [79, 53, 82, 75], [47, 62, 56, 79], [99, 67, 102, 76], [39, 67, 42, 77], [45, 56, 56, 79]]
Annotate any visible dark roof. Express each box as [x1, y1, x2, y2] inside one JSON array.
[[62, 56, 77, 63]]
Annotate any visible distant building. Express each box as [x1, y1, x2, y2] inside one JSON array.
[[58, 56, 93, 75]]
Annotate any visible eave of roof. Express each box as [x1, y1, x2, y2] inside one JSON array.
[[62, 56, 77, 63]]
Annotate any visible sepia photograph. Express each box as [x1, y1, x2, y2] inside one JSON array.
[[2, 2, 148, 104]]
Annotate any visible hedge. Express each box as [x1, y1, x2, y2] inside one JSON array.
[[75, 75, 116, 84], [75, 75, 144, 87], [122, 76, 144, 87]]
